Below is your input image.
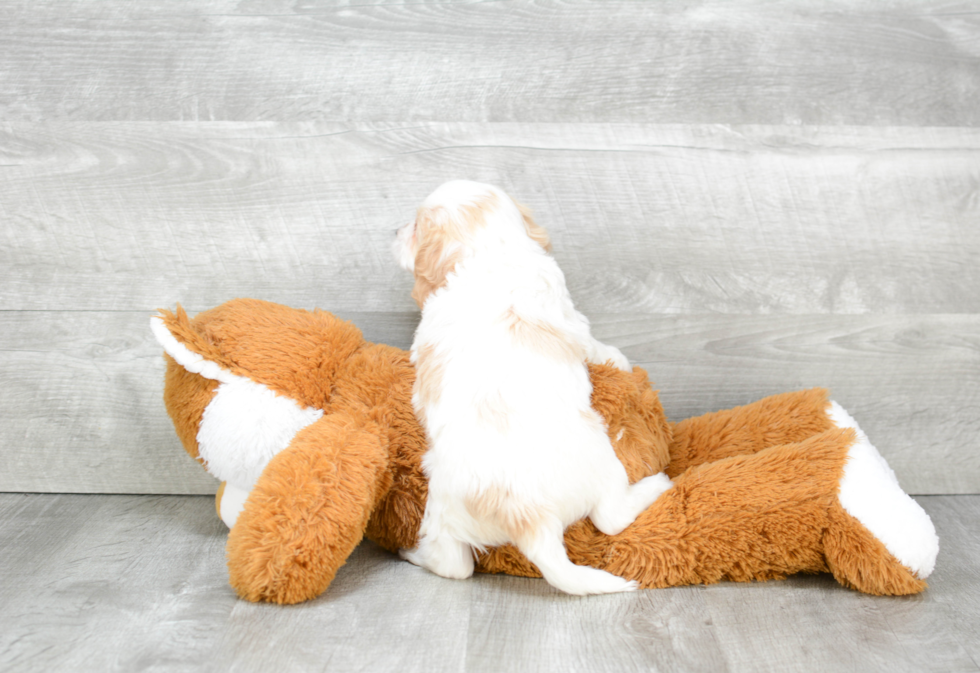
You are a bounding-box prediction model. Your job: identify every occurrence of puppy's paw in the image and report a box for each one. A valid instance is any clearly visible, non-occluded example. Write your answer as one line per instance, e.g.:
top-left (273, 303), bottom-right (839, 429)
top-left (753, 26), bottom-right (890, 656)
top-left (399, 540), bottom-right (475, 580)
top-left (635, 472), bottom-right (673, 507)
top-left (609, 352), bottom-right (631, 372)
top-left (398, 547), bottom-right (422, 567)
top-left (592, 343), bottom-right (631, 372)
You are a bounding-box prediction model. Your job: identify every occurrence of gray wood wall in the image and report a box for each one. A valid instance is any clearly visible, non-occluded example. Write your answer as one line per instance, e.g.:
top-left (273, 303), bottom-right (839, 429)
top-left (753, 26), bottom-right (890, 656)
top-left (1, 1), bottom-right (977, 495)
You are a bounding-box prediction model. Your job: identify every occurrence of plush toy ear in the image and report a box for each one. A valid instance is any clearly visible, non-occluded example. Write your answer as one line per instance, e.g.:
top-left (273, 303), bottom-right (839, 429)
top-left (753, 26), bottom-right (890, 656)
top-left (226, 412), bottom-right (393, 604)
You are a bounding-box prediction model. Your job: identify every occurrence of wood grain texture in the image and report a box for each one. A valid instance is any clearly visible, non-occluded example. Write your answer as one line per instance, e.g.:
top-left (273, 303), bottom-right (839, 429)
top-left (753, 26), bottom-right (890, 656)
top-left (1, 310), bottom-right (976, 495)
top-left (0, 493), bottom-right (474, 673)
top-left (0, 494), bottom-right (977, 673)
top-left (923, 496), bottom-right (980, 667)
top-left (1, 1), bottom-right (978, 124)
top-left (702, 575), bottom-right (977, 673)
top-left (700, 495), bottom-right (980, 673)
top-left (2, 123), bottom-right (978, 315)
top-left (465, 577), bottom-right (727, 673)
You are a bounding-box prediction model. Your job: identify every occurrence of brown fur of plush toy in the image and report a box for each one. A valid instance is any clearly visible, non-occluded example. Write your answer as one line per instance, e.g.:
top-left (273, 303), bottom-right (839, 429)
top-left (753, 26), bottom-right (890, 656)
top-left (155, 299), bottom-right (931, 604)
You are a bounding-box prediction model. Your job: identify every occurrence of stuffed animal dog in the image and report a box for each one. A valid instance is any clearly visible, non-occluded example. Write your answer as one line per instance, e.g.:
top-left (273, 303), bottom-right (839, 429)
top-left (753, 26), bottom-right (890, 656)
top-left (153, 299), bottom-right (938, 604)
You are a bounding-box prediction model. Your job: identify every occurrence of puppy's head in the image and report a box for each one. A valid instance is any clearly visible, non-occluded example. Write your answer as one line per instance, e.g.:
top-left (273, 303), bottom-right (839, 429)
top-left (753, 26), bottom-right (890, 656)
top-left (394, 180), bottom-right (551, 308)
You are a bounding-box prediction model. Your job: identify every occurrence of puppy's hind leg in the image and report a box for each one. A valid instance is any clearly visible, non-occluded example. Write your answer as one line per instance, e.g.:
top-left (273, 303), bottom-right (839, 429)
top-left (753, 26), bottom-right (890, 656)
top-left (399, 525), bottom-right (475, 581)
top-left (515, 518), bottom-right (638, 596)
top-left (590, 472), bottom-right (673, 536)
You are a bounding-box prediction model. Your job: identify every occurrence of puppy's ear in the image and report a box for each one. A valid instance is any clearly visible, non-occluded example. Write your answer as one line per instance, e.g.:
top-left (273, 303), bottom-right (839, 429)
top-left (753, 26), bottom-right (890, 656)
top-left (516, 203), bottom-right (551, 251)
top-left (411, 206), bottom-right (462, 308)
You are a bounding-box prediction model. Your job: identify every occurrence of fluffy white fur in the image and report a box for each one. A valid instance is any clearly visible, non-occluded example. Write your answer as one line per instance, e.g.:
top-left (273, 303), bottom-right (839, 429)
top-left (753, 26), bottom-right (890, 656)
top-left (829, 401), bottom-right (939, 578)
top-left (218, 482), bottom-right (250, 528)
top-left (196, 376), bottom-right (324, 490)
top-left (395, 180), bottom-right (672, 595)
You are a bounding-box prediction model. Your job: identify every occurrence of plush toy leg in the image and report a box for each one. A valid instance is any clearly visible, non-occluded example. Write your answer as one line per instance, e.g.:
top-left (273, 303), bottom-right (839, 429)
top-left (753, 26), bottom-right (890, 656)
top-left (668, 390), bottom-right (938, 584)
top-left (824, 401), bottom-right (938, 590)
top-left (823, 504), bottom-right (928, 595)
top-left (667, 388), bottom-right (835, 477)
top-left (594, 427), bottom-right (932, 595)
top-left (226, 412), bottom-right (392, 604)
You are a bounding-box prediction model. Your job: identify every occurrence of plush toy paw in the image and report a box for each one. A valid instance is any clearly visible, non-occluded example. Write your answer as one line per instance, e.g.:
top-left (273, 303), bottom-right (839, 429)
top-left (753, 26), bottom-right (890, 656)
top-left (829, 401), bottom-right (939, 579)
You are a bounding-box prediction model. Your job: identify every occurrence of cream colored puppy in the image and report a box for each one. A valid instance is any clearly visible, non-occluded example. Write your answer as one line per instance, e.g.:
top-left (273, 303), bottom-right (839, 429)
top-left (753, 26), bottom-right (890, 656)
top-left (394, 180), bottom-right (672, 595)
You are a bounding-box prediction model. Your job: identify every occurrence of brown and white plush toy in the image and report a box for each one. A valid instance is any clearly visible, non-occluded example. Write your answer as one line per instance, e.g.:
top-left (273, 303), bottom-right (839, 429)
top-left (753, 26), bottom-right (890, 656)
top-left (152, 298), bottom-right (938, 604)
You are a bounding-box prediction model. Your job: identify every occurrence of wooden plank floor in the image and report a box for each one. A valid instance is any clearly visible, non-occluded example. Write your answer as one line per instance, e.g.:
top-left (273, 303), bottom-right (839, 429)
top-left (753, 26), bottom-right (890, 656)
top-left (1, 493), bottom-right (977, 673)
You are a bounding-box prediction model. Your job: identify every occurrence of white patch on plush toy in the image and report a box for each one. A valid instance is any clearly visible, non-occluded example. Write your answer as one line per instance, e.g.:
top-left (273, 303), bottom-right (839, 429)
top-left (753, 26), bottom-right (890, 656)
top-left (198, 377), bottom-right (323, 489)
top-left (830, 401), bottom-right (939, 579)
top-left (218, 482), bottom-right (250, 528)
top-left (151, 315), bottom-right (324, 490)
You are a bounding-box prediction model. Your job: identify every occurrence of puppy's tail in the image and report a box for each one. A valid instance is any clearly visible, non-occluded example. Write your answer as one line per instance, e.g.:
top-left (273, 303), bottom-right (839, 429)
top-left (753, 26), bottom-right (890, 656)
top-left (514, 519), bottom-right (638, 596)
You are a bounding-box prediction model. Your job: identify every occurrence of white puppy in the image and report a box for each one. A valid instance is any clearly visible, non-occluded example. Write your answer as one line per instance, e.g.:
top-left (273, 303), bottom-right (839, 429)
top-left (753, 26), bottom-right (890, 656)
top-left (394, 180), bottom-right (672, 595)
